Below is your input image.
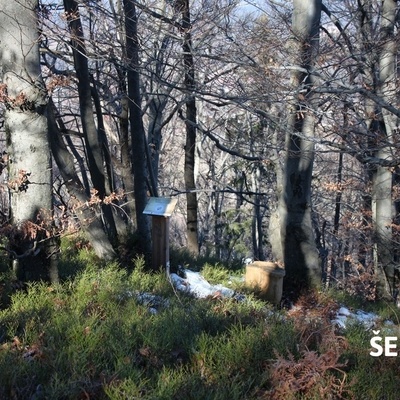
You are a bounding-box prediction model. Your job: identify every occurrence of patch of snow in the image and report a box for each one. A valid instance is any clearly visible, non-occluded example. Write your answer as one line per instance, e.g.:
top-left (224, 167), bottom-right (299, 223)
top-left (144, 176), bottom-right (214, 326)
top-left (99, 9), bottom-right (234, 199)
top-left (354, 310), bottom-right (380, 329)
top-left (169, 273), bottom-right (188, 292)
top-left (332, 306), bottom-right (353, 329)
top-left (170, 269), bottom-right (235, 299)
top-left (242, 257), bottom-right (254, 266)
top-left (337, 306), bottom-right (351, 316)
top-left (332, 306), bottom-right (390, 330)
top-left (119, 290), bottom-right (169, 310)
top-left (120, 267), bottom-right (398, 334)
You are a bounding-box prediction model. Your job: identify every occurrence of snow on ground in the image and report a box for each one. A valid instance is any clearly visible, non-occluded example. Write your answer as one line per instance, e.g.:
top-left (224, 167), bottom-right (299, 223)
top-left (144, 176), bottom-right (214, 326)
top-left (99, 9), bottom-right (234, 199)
top-left (169, 269), bottom-right (235, 299)
top-left (332, 306), bottom-right (396, 331)
top-left (124, 267), bottom-right (396, 330)
top-left (172, 269), bottom-right (396, 330)
top-left (120, 268), bottom-right (241, 313)
top-left (333, 306), bottom-right (381, 330)
top-left (120, 290), bottom-right (170, 314)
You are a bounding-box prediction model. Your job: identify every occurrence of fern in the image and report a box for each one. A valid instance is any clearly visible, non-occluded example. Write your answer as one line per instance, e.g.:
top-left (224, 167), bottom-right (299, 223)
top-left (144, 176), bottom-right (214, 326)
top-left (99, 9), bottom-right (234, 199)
top-left (267, 349), bottom-right (351, 399)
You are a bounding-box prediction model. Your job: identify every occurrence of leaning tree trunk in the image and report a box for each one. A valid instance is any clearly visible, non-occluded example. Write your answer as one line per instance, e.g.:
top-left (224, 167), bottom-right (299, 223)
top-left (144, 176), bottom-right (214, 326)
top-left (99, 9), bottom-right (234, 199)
top-left (48, 102), bottom-right (117, 261)
top-left (277, 0), bottom-right (322, 296)
top-left (63, 0), bottom-right (118, 244)
top-left (0, 0), bottom-right (58, 282)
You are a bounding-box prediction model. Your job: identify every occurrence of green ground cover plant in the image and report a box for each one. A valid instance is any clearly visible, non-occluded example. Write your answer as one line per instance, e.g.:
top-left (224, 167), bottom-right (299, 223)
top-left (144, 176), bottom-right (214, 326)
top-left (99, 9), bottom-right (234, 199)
top-left (0, 240), bottom-right (400, 399)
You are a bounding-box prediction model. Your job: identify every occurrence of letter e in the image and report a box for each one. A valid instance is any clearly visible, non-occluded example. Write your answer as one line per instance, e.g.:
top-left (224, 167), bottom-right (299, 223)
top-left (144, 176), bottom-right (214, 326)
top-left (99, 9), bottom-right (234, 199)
top-left (385, 337), bottom-right (398, 357)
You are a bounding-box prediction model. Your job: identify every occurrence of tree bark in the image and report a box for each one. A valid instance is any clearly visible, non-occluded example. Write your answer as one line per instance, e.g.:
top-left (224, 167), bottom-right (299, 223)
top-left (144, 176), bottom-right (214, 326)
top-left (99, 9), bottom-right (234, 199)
top-left (179, 0), bottom-right (200, 255)
top-left (114, 62), bottom-right (137, 225)
top-left (372, 0), bottom-right (397, 300)
top-left (278, 0), bottom-right (322, 295)
top-left (48, 101), bottom-right (117, 261)
top-left (63, 0), bottom-right (118, 243)
top-left (251, 166), bottom-right (264, 260)
top-left (148, 95), bottom-right (168, 185)
top-left (0, 0), bottom-right (58, 282)
top-left (123, 0), bottom-right (152, 262)
top-left (329, 144), bottom-right (344, 286)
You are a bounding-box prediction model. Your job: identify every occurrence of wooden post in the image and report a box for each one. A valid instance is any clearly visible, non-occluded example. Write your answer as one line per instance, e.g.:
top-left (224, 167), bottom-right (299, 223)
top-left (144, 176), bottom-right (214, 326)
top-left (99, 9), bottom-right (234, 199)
top-left (152, 216), bottom-right (169, 270)
top-left (143, 197), bottom-right (177, 270)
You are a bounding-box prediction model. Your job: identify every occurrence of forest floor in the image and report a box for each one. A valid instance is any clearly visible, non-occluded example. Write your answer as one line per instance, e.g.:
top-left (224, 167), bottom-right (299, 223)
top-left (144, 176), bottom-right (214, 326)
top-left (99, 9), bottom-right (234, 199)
top-left (1, 239), bottom-right (400, 399)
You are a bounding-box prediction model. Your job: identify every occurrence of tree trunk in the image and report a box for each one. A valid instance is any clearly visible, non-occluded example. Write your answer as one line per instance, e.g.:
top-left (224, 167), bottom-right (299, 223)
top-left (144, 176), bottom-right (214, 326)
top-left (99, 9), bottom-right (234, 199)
top-left (328, 145), bottom-right (344, 287)
top-left (373, 0), bottom-right (397, 300)
top-left (180, 0), bottom-right (199, 255)
top-left (279, 0), bottom-right (322, 295)
top-left (372, 150), bottom-right (393, 299)
top-left (123, 0), bottom-right (152, 262)
top-left (48, 102), bottom-right (117, 261)
top-left (148, 95), bottom-right (167, 184)
top-left (356, 0), bottom-right (379, 277)
top-left (0, 0), bottom-right (58, 282)
top-left (63, 0), bottom-right (118, 243)
top-left (57, 117), bottom-right (91, 197)
top-left (251, 166), bottom-right (264, 260)
top-left (115, 64), bottom-right (137, 225)
top-left (91, 81), bottom-right (129, 238)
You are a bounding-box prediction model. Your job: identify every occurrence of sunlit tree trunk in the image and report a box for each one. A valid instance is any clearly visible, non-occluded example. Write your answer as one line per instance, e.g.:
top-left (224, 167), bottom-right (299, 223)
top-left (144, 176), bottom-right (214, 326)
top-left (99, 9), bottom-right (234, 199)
top-left (355, 0), bottom-right (397, 300)
top-left (277, 0), bottom-right (322, 295)
top-left (177, 0), bottom-right (199, 255)
top-left (373, 0), bottom-right (397, 300)
top-left (0, 0), bottom-right (58, 282)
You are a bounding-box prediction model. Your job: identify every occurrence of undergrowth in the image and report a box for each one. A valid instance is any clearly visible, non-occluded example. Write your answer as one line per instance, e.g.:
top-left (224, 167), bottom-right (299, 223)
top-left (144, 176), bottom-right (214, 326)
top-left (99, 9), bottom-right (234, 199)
top-left (0, 240), bottom-right (400, 399)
